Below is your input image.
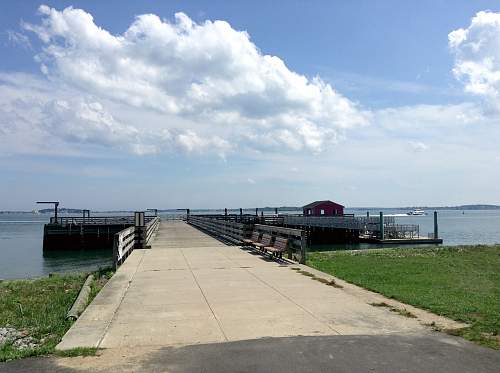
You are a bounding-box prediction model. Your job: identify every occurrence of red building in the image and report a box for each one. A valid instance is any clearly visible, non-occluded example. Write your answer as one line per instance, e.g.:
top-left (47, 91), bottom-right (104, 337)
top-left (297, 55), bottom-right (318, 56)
top-left (303, 200), bottom-right (344, 216)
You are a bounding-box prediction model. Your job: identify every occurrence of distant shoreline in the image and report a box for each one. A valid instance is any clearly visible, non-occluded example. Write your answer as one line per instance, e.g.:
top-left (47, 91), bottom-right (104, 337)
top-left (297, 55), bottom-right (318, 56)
top-left (1, 204), bottom-right (500, 214)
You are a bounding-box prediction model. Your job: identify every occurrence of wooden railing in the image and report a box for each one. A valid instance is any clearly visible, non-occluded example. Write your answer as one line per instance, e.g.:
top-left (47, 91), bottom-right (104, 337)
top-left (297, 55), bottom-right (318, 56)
top-left (145, 216), bottom-right (161, 244)
top-left (253, 224), bottom-right (307, 264)
top-left (187, 216), bottom-right (253, 244)
top-left (113, 216), bottom-right (161, 269)
top-left (161, 214), bottom-right (186, 221)
top-left (187, 216), bottom-right (308, 264)
top-left (113, 226), bottom-right (135, 269)
top-left (190, 214), bottom-right (284, 225)
top-left (49, 215), bottom-right (156, 226)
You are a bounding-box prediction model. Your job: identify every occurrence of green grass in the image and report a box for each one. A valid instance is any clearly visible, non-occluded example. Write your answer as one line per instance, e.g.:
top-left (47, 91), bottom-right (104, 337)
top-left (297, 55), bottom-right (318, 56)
top-left (307, 245), bottom-right (500, 349)
top-left (54, 347), bottom-right (99, 357)
top-left (0, 268), bottom-right (113, 362)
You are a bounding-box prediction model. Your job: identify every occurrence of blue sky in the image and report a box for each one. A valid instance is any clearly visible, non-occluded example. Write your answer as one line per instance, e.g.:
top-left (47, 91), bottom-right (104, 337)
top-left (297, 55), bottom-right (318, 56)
top-left (1, 1), bottom-right (500, 210)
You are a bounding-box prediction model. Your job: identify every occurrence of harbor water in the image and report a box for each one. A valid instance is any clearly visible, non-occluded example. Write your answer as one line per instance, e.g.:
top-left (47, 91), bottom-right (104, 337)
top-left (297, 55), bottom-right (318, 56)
top-left (1, 209), bottom-right (499, 280)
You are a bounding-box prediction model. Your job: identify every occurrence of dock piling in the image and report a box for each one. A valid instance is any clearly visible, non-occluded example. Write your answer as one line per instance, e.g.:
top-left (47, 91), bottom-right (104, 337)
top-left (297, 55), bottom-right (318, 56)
top-left (434, 211), bottom-right (439, 239)
top-left (379, 211), bottom-right (384, 240)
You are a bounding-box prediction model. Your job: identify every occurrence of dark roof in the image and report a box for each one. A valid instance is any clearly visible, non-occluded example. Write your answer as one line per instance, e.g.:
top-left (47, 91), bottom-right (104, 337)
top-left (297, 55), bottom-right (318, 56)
top-left (303, 200), bottom-right (344, 209)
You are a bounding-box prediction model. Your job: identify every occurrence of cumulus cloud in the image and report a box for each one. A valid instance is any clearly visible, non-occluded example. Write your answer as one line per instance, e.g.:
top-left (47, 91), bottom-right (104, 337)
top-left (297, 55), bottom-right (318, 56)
top-left (5, 30), bottom-right (32, 50)
top-left (19, 5), bottom-right (368, 155)
top-left (449, 11), bottom-right (500, 108)
top-left (409, 141), bottom-right (428, 153)
top-left (0, 73), bottom-right (232, 156)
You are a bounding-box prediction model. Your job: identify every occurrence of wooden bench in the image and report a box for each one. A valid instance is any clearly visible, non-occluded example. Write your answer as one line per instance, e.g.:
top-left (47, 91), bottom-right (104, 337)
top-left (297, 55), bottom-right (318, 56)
top-left (253, 233), bottom-right (272, 252)
top-left (264, 237), bottom-right (288, 259)
top-left (242, 231), bottom-right (261, 246)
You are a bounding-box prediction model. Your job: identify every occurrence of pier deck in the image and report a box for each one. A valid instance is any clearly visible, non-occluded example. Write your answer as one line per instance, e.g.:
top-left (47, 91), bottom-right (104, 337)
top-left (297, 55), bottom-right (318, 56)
top-left (57, 221), bottom-right (460, 350)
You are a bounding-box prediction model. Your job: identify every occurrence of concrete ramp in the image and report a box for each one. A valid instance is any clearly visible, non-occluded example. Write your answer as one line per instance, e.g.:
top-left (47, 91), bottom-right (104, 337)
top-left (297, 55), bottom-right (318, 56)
top-left (57, 221), bottom-right (440, 350)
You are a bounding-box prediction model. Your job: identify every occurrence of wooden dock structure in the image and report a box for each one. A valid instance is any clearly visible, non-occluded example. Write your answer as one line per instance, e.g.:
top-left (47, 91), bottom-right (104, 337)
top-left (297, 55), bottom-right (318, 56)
top-left (41, 208), bottom-right (442, 259)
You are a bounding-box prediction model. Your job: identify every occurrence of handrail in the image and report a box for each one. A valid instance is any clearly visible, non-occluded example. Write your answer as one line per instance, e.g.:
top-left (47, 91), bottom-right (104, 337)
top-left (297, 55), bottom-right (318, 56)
top-left (112, 216), bottom-right (161, 268)
top-left (187, 216), bottom-right (252, 244)
top-left (113, 226), bottom-right (136, 269)
top-left (50, 215), bottom-right (156, 226)
top-left (145, 216), bottom-right (161, 244)
top-left (188, 216), bottom-right (307, 264)
top-left (254, 224), bottom-right (307, 264)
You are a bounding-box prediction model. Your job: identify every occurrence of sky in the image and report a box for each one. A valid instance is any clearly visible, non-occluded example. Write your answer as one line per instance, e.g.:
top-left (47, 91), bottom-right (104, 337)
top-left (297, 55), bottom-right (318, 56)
top-left (1, 1), bottom-right (500, 210)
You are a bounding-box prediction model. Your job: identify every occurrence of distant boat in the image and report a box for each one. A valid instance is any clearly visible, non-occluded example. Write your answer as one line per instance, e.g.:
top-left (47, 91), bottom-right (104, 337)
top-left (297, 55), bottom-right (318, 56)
top-left (31, 209), bottom-right (40, 215)
top-left (407, 208), bottom-right (426, 216)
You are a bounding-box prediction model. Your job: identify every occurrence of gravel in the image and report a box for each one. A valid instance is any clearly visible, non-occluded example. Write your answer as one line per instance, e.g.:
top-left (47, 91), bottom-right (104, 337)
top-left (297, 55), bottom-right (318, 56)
top-left (0, 327), bottom-right (39, 350)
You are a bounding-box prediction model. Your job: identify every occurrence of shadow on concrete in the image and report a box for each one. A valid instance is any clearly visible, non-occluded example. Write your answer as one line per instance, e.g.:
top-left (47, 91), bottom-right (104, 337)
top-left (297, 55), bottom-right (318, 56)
top-left (2, 334), bottom-right (499, 372)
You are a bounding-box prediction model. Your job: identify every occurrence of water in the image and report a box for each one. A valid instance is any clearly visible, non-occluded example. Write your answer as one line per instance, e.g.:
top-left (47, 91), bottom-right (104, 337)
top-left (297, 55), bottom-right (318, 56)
top-left (1, 209), bottom-right (499, 280)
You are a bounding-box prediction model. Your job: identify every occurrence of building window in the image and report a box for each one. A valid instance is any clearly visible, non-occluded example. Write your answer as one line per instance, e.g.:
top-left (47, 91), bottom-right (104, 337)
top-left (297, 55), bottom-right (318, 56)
top-left (320, 209), bottom-right (325, 215)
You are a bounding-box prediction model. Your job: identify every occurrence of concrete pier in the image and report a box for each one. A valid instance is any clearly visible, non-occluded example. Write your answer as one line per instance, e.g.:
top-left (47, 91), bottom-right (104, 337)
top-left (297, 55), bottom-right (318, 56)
top-left (57, 220), bottom-right (462, 350)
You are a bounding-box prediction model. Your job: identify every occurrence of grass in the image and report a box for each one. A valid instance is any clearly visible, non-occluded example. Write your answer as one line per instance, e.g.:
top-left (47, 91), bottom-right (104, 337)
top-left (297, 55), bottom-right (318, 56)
top-left (54, 347), bottom-right (99, 358)
top-left (307, 245), bottom-right (500, 349)
top-left (291, 268), bottom-right (344, 288)
top-left (369, 302), bottom-right (417, 318)
top-left (0, 268), bottom-right (113, 362)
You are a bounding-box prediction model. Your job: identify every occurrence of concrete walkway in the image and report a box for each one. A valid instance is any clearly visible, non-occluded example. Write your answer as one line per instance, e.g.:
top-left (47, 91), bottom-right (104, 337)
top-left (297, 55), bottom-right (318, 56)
top-left (58, 221), bottom-right (459, 350)
top-left (1, 220), bottom-right (496, 372)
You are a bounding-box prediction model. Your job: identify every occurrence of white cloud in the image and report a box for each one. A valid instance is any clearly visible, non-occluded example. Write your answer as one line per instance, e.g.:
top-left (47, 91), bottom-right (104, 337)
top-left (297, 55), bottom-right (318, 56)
top-left (449, 11), bottom-right (500, 107)
top-left (18, 5), bottom-right (368, 155)
top-left (0, 73), bottom-right (234, 157)
top-left (409, 141), bottom-right (428, 153)
top-left (5, 30), bottom-right (32, 50)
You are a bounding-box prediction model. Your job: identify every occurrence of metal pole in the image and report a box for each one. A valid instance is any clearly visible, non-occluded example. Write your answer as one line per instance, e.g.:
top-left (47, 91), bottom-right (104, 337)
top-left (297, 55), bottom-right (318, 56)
top-left (255, 208), bottom-right (258, 216)
top-left (379, 211), bottom-right (384, 240)
top-left (275, 207), bottom-right (278, 215)
top-left (37, 201), bottom-right (60, 224)
top-left (434, 211), bottom-right (438, 239)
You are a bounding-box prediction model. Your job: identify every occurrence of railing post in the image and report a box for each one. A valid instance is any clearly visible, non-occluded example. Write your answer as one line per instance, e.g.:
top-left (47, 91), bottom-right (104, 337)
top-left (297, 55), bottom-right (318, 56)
top-left (379, 211), bottom-right (384, 240)
top-left (134, 211), bottom-right (145, 249)
top-left (300, 230), bottom-right (307, 264)
top-left (112, 233), bottom-right (119, 270)
top-left (434, 211), bottom-right (438, 239)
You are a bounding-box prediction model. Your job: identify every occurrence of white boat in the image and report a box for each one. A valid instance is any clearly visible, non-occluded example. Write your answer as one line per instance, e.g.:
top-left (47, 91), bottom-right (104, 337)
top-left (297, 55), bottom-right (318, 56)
top-left (407, 208), bottom-right (426, 216)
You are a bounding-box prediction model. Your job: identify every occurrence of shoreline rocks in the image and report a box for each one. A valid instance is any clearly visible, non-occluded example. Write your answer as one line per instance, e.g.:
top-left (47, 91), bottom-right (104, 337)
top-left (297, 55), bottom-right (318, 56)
top-left (0, 327), bottom-right (39, 350)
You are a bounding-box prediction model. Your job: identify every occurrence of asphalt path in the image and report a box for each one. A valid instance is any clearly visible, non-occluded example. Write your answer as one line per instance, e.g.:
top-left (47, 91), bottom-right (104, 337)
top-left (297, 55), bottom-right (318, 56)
top-left (2, 334), bottom-right (499, 372)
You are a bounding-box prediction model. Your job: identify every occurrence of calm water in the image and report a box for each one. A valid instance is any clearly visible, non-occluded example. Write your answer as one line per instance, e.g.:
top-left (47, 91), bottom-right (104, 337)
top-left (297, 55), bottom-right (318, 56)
top-left (1, 209), bottom-right (499, 280)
